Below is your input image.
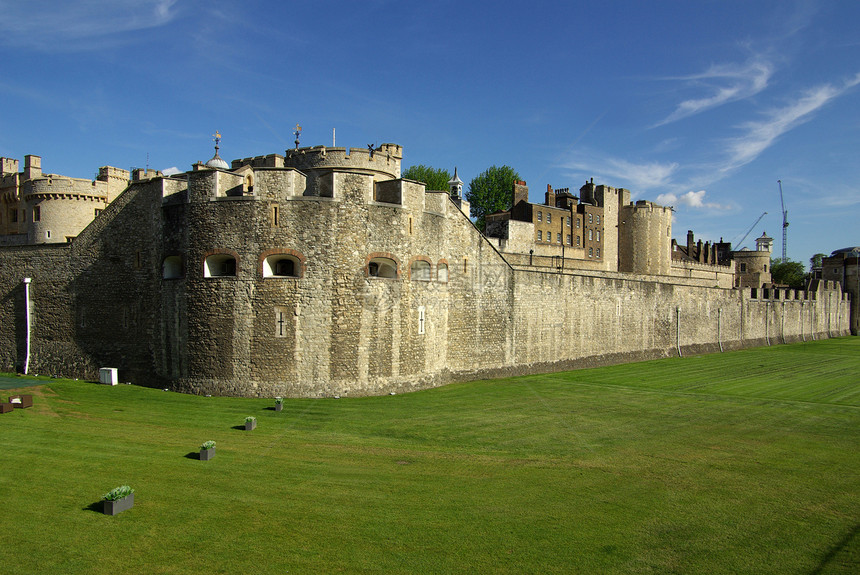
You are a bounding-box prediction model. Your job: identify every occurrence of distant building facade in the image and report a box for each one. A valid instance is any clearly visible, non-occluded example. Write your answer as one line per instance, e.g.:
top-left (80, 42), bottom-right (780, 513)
top-left (822, 247), bottom-right (860, 334)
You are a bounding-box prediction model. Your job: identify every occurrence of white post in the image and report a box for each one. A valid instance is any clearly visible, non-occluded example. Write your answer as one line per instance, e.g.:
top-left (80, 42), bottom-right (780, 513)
top-left (676, 307), bottom-right (682, 357)
top-left (782, 301), bottom-right (786, 344)
top-left (718, 308), bottom-right (723, 352)
top-left (23, 277), bottom-right (31, 375)
top-left (765, 302), bottom-right (770, 346)
top-left (801, 301), bottom-right (805, 342)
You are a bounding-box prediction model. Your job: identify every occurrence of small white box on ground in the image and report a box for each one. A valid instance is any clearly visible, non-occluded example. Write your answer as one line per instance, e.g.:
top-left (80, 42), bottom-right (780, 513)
top-left (99, 368), bottom-right (119, 385)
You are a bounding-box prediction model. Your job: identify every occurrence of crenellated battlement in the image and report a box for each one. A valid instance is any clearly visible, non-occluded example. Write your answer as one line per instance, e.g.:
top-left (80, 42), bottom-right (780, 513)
top-left (98, 166), bottom-right (130, 182)
top-left (23, 175), bottom-right (111, 199)
top-left (231, 154), bottom-right (286, 170)
top-left (283, 143), bottom-right (402, 179)
top-left (1, 158), bottom-right (19, 175)
top-left (624, 199), bottom-right (673, 215)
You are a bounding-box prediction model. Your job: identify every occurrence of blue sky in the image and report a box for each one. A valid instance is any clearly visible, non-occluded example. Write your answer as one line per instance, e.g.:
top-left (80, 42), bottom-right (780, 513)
top-left (1, 0), bottom-right (857, 266)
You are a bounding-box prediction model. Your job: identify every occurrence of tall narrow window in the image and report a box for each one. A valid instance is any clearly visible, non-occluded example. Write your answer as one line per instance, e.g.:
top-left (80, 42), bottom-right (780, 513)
top-left (547, 213), bottom-right (551, 224)
top-left (33, 206), bottom-right (40, 222)
top-left (418, 306), bottom-right (425, 335)
top-left (537, 211), bottom-right (542, 221)
top-left (272, 205), bottom-right (279, 227)
top-left (589, 229), bottom-right (593, 241)
top-left (275, 307), bottom-right (289, 338)
top-left (537, 230), bottom-right (542, 241)
top-left (557, 233), bottom-right (561, 243)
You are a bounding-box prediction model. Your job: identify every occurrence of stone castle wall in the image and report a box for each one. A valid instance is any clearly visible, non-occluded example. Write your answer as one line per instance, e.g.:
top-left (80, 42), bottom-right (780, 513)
top-left (0, 151), bottom-right (851, 397)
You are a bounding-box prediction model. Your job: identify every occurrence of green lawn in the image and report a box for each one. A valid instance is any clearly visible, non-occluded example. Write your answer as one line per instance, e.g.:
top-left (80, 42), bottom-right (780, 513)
top-left (1, 338), bottom-right (858, 574)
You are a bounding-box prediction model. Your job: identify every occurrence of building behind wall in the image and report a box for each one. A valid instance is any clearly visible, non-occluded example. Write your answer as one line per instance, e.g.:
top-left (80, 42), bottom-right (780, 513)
top-left (823, 247), bottom-right (860, 334)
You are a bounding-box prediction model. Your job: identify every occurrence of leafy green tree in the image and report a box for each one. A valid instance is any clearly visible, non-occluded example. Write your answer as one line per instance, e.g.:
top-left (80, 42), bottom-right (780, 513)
top-left (771, 258), bottom-right (806, 289)
top-left (809, 253), bottom-right (826, 271)
top-left (402, 165), bottom-right (451, 192)
top-left (465, 165), bottom-right (520, 231)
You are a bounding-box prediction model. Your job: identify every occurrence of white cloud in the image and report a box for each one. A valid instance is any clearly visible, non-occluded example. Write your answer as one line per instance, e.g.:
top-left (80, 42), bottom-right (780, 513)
top-left (162, 166), bottom-right (182, 176)
top-left (563, 154), bottom-right (678, 194)
top-left (656, 59), bottom-right (773, 126)
top-left (656, 190), bottom-right (732, 211)
top-left (0, 1), bottom-right (180, 50)
top-left (721, 73), bottom-right (860, 173)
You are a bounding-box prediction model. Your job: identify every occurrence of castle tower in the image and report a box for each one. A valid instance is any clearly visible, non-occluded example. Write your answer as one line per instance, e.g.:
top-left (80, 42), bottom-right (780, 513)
top-left (618, 200), bottom-right (673, 275)
top-left (732, 231), bottom-right (773, 288)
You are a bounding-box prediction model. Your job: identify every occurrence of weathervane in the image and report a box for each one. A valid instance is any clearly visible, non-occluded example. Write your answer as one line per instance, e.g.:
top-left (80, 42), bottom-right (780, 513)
top-left (294, 124), bottom-right (302, 150)
top-left (212, 131), bottom-right (222, 154)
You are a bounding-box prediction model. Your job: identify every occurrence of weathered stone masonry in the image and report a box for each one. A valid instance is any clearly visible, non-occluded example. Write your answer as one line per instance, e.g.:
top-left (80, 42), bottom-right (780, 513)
top-left (0, 143), bottom-right (850, 396)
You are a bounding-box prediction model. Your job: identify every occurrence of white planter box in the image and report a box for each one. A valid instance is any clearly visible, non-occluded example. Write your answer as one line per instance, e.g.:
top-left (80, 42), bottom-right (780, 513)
top-left (99, 368), bottom-right (118, 385)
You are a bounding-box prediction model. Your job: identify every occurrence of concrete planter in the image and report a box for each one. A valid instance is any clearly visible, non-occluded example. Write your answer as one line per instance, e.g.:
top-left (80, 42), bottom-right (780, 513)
top-left (275, 404), bottom-right (283, 412)
top-left (245, 420), bottom-right (256, 431)
top-left (103, 493), bottom-right (134, 516)
top-left (200, 447), bottom-right (215, 461)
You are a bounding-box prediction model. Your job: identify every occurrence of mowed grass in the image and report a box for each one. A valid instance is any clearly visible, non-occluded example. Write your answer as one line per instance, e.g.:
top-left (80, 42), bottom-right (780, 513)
top-left (1, 339), bottom-right (858, 574)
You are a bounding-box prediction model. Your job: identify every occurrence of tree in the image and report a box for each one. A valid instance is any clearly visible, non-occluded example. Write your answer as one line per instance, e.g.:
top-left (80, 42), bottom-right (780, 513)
top-left (401, 165), bottom-right (451, 192)
top-left (771, 258), bottom-right (806, 289)
top-left (809, 253), bottom-right (826, 272)
top-left (465, 165), bottom-right (520, 231)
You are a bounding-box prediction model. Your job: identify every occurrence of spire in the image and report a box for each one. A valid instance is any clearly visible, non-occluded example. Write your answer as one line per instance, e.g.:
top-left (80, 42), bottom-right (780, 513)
top-left (448, 167), bottom-right (463, 199)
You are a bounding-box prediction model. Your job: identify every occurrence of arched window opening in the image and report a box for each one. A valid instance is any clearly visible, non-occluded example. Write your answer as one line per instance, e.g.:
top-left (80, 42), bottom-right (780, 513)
top-left (163, 255), bottom-right (183, 279)
top-left (368, 257), bottom-right (397, 278)
top-left (205, 254), bottom-right (237, 277)
top-left (411, 260), bottom-right (431, 281)
top-left (263, 255), bottom-right (300, 278)
top-left (437, 262), bottom-right (449, 283)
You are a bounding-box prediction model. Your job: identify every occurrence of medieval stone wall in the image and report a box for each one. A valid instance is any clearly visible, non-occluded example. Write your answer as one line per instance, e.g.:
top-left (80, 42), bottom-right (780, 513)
top-left (0, 152), bottom-right (851, 397)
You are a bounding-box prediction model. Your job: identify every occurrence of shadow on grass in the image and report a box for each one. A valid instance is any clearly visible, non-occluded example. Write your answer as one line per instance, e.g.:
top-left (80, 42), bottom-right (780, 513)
top-left (263, 406), bottom-right (277, 411)
top-left (810, 523), bottom-right (860, 574)
top-left (184, 452), bottom-right (200, 460)
top-left (83, 501), bottom-right (104, 514)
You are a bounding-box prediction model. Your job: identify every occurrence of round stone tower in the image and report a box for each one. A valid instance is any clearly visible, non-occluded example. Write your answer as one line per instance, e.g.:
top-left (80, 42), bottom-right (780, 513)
top-left (618, 200), bottom-right (673, 275)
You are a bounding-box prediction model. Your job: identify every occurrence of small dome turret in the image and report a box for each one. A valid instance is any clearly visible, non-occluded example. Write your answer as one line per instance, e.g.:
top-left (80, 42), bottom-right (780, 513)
top-left (205, 131), bottom-right (230, 170)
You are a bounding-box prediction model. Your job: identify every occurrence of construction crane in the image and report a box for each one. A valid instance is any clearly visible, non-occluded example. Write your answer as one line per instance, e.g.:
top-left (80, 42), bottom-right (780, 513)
top-left (778, 179), bottom-right (788, 261)
top-left (733, 211), bottom-right (768, 249)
